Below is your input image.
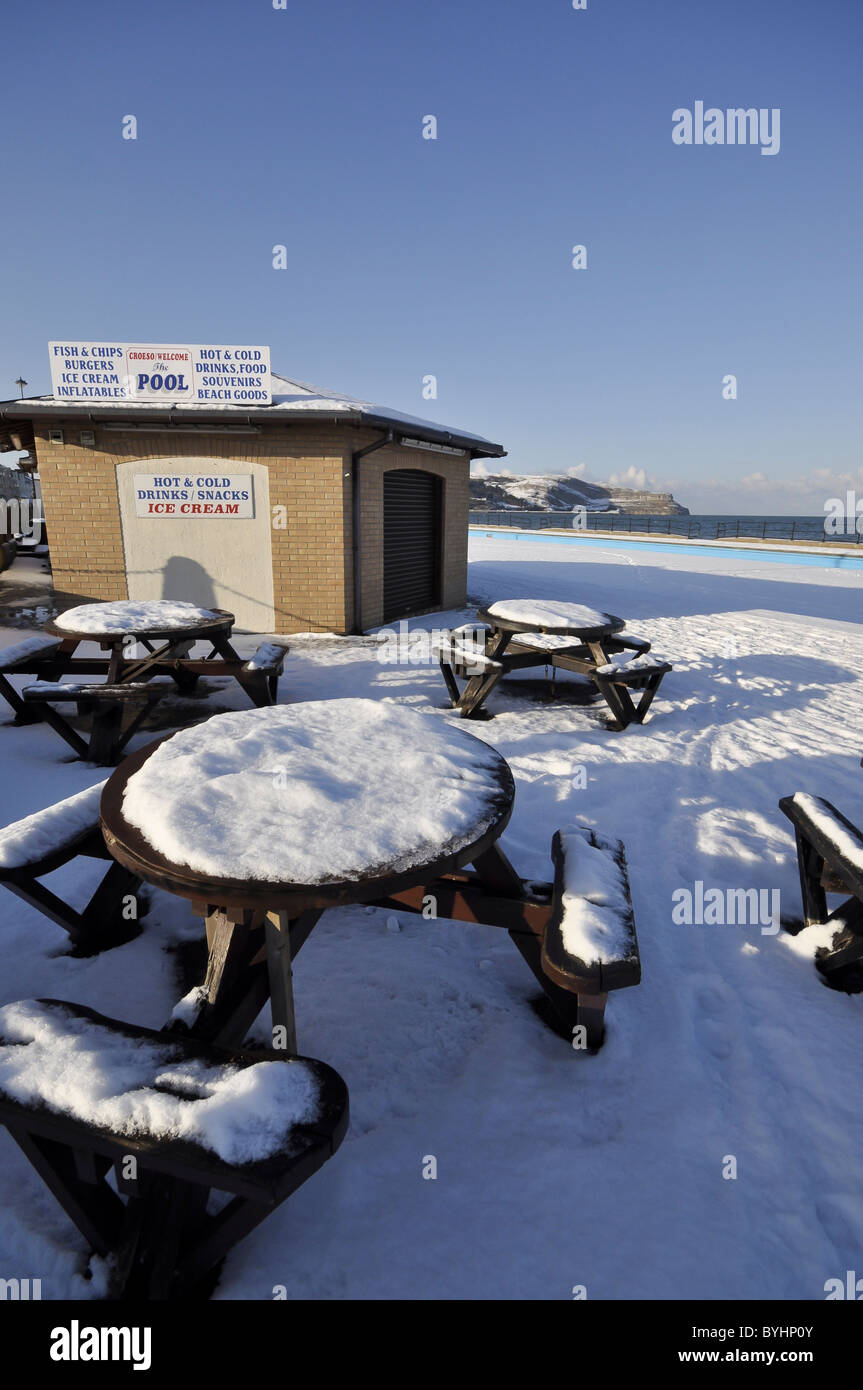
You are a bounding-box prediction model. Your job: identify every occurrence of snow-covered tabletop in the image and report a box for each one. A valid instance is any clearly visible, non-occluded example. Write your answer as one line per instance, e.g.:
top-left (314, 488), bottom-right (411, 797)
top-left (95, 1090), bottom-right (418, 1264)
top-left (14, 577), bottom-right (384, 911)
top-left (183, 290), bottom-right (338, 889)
top-left (52, 600), bottom-right (227, 639)
top-left (482, 599), bottom-right (622, 636)
top-left (106, 698), bottom-right (512, 893)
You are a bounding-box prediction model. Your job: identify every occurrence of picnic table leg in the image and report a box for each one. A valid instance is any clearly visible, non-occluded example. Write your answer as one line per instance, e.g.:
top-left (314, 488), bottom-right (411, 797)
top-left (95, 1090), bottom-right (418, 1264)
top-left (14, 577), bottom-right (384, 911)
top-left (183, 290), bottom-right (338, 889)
top-left (795, 828), bottom-right (828, 928)
top-left (507, 927), bottom-right (584, 1037)
top-left (181, 908), bottom-right (268, 1046)
top-left (77, 860), bottom-right (143, 949)
top-left (265, 909), bottom-right (298, 1053)
top-left (458, 667), bottom-right (505, 718)
top-left (32, 702), bottom-right (90, 758)
top-left (815, 899), bottom-right (863, 976)
top-left (575, 992), bottom-right (608, 1050)
top-left (37, 637), bottom-right (82, 685)
top-left (117, 638), bottom-right (200, 691)
top-left (105, 641), bottom-right (125, 684)
top-left (5, 1124), bottom-right (124, 1257)
top-left (0, 673), bottom-right (41, 723)
top-left (457, 628), bottom-right (512, 719)
top-left (472, 841), bottom-right (525, 895)
top-left (438, 656), bottom-right (462, 707)
top-left (471, 842), bottom-right (593, 1039)
top-left (206, 631), bottom-right (272, 708)
top-left (261, 909), bottom-right (321, 1051)
top-left (587, 641), bottom-right (638, 729)
top-left (83, 698), bottom-right (125, 766)
top-left (111, 1174), bottom-right (210, 1300)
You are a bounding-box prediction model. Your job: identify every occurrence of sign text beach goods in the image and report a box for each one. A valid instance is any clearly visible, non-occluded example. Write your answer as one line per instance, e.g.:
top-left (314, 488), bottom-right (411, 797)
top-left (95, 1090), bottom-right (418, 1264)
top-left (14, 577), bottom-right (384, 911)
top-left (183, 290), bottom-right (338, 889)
top-left (133, 473), bottom-right (255, 517)
top-left (49, 343), bottom-right (272, 404)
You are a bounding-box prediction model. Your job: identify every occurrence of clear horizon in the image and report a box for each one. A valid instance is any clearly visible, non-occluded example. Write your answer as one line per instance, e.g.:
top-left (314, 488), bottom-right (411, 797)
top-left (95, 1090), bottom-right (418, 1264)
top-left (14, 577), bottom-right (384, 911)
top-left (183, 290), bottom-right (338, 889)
top-left (1, 0), bottom-right (860, 515)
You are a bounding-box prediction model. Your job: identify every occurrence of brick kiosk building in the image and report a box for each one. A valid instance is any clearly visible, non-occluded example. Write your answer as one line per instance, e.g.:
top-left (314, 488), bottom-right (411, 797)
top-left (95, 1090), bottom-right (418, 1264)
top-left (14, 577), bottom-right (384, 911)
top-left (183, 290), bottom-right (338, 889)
top-left (0, 374), bottom-right (505, 633)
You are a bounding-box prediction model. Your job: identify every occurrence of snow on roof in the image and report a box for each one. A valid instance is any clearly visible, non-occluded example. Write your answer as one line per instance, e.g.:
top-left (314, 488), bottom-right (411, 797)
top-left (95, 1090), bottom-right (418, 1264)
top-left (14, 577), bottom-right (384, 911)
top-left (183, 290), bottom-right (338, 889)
top-left (0, 372), bottom-right (505, 456)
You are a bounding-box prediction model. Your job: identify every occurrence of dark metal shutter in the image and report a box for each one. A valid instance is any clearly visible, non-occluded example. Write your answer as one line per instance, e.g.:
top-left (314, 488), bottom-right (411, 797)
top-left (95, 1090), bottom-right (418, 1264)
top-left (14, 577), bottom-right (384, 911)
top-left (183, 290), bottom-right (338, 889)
top-left (383, 469), bottom-right (442, 621)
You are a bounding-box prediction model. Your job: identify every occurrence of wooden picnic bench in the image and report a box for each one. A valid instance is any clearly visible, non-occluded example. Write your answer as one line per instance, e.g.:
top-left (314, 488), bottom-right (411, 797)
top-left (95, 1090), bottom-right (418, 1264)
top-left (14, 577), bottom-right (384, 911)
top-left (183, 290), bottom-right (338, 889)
top-left (539, 827), bottom-right (641, 1041)
top-left (0, 633), bottom-right (65, 721)
top-left (0, 999), bottom-right (348, 1300)
top-left (0, 782), bottom-right (141, 951)
top-left (43, 602), bottom-right (290, 708)
top-left (99, 700), bottom-right (642, 1053)
top-left (1, 603), bottom-right (290, 764)
top-left (21, 680), bottom-right (171, 766)
top-left (437, 601), bottom-right (671, 727)
top-left (779, 792), bottom-right (863, 981)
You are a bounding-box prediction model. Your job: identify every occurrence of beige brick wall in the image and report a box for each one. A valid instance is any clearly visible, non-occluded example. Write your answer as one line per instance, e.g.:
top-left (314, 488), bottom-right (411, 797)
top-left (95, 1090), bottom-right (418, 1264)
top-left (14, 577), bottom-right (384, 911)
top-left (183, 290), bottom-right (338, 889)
top-left (32, 420), bottom-right (471, 634)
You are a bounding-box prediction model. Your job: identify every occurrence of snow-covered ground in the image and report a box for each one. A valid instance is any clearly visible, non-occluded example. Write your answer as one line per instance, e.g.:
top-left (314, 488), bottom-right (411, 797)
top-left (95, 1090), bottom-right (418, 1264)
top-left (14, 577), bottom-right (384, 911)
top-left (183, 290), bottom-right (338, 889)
top-left (0, 536), bottom-right (862, 1300)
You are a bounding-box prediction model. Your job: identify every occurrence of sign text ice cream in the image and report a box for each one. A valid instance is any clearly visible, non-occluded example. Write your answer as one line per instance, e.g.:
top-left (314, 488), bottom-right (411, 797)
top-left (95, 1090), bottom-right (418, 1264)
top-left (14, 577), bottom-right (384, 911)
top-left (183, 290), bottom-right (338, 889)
top-left (49, 343), bottom-right (271, 404)
top-left (133, 473), bottom-right (255, 518)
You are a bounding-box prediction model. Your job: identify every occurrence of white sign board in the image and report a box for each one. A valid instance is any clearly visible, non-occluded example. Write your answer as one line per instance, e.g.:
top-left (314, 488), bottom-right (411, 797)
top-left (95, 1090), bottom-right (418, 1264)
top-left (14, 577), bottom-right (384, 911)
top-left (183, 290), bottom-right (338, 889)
top-left (49, 342), bottom-right (272, 405)
top-left (133, 472), bottom-right (255, 518)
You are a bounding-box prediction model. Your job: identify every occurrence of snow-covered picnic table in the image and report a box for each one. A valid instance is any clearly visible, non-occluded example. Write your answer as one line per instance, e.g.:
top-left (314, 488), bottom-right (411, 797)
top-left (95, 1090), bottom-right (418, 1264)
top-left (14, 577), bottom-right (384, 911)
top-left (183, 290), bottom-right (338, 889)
top-left (438, 600), bottom-right (671, 728)
top-left (1, 601), bottom-right (289, 765)
top-left (45, 600), bottom-right (290, 702)
top-left (98, 698), bottom-right (626, 1052)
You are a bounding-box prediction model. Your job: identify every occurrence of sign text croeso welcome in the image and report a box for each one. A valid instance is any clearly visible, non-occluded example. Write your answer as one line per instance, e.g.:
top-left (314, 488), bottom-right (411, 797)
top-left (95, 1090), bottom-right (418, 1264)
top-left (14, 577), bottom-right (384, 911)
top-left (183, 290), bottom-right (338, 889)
top-left (133, 473), bottom-right (255, 517)
top-left (48, 342), bottom-right (272, 404)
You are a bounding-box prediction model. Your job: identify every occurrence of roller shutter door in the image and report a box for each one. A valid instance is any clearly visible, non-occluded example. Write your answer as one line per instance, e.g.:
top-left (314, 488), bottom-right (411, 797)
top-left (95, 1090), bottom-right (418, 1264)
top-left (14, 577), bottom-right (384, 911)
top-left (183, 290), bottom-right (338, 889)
top-left (383, 469), bottom-right (442, 621)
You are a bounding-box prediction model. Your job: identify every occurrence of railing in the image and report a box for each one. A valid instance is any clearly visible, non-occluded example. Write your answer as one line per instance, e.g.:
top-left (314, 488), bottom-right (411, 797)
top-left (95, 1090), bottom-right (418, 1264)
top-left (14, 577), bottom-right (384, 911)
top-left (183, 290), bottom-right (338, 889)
top-left (468, 511), bottom-right (862, 545)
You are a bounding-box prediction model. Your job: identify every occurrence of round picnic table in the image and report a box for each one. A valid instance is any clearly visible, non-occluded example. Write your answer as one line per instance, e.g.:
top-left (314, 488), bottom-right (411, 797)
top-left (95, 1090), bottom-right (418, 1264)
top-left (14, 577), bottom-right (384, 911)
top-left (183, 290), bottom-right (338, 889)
top-left (100, 698), bottom-right (517, 1049)
top-left (46, 600), bottom-right (237, 686)
top-left (26, 600), bottom-right (286, 765)
top-left (461, 600), bottom-right (668, 729)
top-left (478, 599), bottom-right (625, 644)
top-left (440, 600), bottom-right (626, 720)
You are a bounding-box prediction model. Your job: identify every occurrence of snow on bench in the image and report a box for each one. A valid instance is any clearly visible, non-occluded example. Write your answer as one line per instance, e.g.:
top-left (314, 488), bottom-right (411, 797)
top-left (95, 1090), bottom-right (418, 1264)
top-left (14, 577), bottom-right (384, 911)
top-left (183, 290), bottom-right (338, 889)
top-left (0, 998), bottom-right (350, 1298)
top-left (594, 653), bottom-right (671, 679)
top-left (0, 782), bottom-right (139, 950)
top-left (508, 632), bottom-right (585, 652)
top-left (0, 998), bottom-right (323, 1164)
top-left (0, 634), bottom-right (63, 672)
top-left (542, 824), bottom-right (641, 997)
top-left (606, 633), bottom-right (651, 655)
top-left (433, 636), bottom-right (502, 673)
top-left (242, 642), bottom-right (290, 673)
top-left (779, 791), bottom-right (863, 945)
top-left (21, 681), bottom-right (164, 702)
top-left (782, 794), bottom-right (863, 882)
top-left (0, 782), bottom-right (106, 871)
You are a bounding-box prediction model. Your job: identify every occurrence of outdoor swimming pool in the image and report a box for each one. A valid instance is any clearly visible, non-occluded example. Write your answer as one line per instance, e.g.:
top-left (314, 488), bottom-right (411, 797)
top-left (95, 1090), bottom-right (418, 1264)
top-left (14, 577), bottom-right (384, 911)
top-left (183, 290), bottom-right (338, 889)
top-left (469, 526), bottom-right (863, 571)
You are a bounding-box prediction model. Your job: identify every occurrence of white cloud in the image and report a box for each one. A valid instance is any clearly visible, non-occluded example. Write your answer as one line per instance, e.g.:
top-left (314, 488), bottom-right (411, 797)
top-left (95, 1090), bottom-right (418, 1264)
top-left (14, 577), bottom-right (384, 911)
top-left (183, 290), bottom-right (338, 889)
top-left (607, 465), bottom-right (648, 491)
top-left (663, 465), bottom-right (863, 514)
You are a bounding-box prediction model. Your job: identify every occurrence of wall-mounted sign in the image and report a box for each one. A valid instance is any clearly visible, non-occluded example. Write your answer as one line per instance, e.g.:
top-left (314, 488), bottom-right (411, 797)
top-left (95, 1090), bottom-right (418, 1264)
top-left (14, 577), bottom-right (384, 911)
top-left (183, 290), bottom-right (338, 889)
top-left (49, 342), bottom-right (272, 405)
top-left (133, 472), bottom-right (255, 518)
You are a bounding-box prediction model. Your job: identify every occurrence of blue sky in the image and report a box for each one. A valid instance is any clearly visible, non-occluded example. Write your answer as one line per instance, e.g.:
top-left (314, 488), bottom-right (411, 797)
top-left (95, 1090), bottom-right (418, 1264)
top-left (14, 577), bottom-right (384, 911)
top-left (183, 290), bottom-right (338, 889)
top-left (1, 0), bottom-right (860, 513)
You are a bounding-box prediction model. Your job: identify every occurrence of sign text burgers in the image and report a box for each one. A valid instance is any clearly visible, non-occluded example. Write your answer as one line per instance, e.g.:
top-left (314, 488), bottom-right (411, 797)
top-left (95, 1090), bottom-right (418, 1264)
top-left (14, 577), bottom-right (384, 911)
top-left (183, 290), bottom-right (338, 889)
top-left (133, 473), bottom-right (255, 518)
top-left (49, 342), bottom-right (272, 404)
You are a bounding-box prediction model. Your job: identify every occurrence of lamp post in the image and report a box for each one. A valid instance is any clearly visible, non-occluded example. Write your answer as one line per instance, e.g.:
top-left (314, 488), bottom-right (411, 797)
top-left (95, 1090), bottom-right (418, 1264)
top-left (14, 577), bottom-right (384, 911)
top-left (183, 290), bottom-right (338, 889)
top-left (14, 377), bottom-right (27, 398)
